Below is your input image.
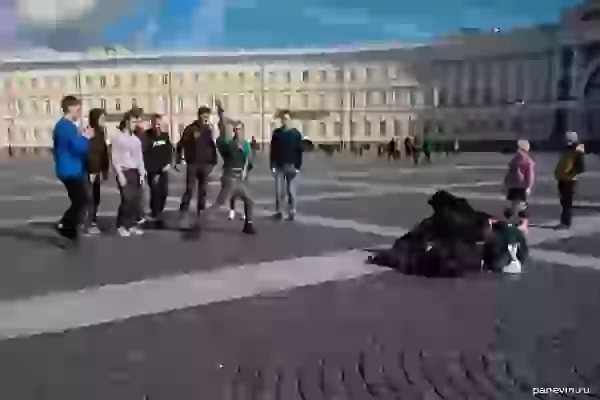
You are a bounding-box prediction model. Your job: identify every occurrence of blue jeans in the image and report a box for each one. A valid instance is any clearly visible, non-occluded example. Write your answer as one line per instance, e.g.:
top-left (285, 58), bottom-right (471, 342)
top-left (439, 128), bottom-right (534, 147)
top-left (274, 165), bottom-right (298, 215)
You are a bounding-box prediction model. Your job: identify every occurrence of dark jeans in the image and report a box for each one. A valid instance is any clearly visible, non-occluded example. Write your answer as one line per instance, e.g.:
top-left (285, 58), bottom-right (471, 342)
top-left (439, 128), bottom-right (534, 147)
top-left (116, 169), bottom-right (143, 229)
top-left (60, 177), bottom-right (88, 238)
top-left (209, 173), bottom-right (254, 221)
top-left (82, 173), bottom-right (102, 229)
top-left (179, 164), bottom-right (213, 215)
top-left (558, 180), bottom-right (576, 227)
top-left (147, 171), bottom-right (169, 218)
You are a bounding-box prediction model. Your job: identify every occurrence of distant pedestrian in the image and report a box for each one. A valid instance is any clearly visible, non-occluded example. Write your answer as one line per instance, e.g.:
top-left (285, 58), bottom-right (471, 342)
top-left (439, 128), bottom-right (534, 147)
top-left (270, 109), bottom-right (304, 221)
top-left (422, 134), bottom-right (432, 163)
top-left (412, 134), bottom-right (423, 165)
top-left (143, 113), bottom-right (173, 225)
top-left (403, 136), bottom-right (412, 159)
top-left (82, 107), bottom-right (109, 236)
top-left (175, 105), bottom-right (218, 222)
top-left (53, 95), bottom-right (94, 243)
top-left (111, 110), bottom-right (146, 237)
top-left (387, 139), bottom-right (397, 161)
top-left (503, 139), bottom-right (535, 235)
top-left (554, 131), bottom-right (585, 229)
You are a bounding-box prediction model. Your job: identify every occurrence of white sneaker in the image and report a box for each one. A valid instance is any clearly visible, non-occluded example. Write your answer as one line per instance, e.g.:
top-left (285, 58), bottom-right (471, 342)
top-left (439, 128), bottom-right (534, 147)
top-left (239, 213), bottom-right (246, 221)
top-left (117, 227), bottom-right (131, 237)
top-left (130, 226), bottom-right (144, 236)
top-left (228, 210), bottom-right (235, 220)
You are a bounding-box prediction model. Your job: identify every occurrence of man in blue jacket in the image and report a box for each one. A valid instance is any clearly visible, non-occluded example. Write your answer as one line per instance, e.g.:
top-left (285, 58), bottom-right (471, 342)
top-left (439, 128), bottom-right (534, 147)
top-left (53, 95), bottom-right (94, 242)
top-left (270, 109), bottom-right (303, 221)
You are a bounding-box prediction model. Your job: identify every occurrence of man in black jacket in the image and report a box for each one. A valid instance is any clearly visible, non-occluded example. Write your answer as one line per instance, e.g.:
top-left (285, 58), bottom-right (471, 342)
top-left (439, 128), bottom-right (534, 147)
top-left (143, 113), bottom-right (173, 224)
top-left (270, 109), bottom-right (303, 221)
top-left (175, 106), bottom-right (218, 219)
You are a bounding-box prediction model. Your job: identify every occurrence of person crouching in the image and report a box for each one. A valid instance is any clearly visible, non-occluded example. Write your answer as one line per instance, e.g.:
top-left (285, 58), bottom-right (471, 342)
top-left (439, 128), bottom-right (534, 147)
top-left (503, 139), bottom-right (535, 235)
top-left (143, 113), bottom-right (173, 226)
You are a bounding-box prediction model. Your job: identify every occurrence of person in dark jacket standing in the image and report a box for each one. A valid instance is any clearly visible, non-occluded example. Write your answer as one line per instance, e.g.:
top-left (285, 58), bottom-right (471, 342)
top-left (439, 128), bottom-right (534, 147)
top-left (270, 109), bottom-right (303, 221)
top-left (143, 113), bottom-right (173, 224)
top-left (82, 108), bottom-right (109, 235)
top-left (175, 105), bottom-right (218, 220)
top-left (554, 131), bottom-right (586, 229)
top-left (53, 95), bottom-right (94, 243)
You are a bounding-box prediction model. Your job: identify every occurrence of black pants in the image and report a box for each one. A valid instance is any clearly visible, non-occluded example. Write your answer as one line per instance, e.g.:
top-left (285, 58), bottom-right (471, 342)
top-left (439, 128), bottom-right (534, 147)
top-left (116, 169), bottom-right (142, 229)
top-left (147, 171), bottom-right (169, 218)
top-left (179, 164), bottom-right (213, 215)
top-left (60, 177), bottom-right (88, 238)
top-left (82, 173), bottom-right (102, 229)
top-left (558, 180), bottom-right (576, 227)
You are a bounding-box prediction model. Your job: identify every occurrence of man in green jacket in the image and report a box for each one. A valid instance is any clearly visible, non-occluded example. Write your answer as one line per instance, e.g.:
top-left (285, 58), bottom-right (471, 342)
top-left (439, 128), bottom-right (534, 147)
top-left (203, 101), bottom-right (256, 234)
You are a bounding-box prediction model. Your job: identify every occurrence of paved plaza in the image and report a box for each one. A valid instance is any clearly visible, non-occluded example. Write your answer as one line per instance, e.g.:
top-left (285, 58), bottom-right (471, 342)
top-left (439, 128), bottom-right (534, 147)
top-left (0, 152), bottom-right (600, 399)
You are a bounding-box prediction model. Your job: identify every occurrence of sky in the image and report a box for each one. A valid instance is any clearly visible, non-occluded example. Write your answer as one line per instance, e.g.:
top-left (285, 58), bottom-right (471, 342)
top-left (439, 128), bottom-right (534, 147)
top-left (10, 0), bottom-right (586, 51)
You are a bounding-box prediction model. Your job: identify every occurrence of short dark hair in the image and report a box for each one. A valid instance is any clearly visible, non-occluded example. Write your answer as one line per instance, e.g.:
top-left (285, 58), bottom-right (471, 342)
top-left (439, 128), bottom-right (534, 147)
top-left (197, 106), bottom-right (211, 117)
top-left (151, 113), bottom-right (162, 121)
top-left (119, 108), bottom-right (143, 131)
top-left (61, 95), bottom-right (80, 113)
top-left (277, 109), bottom-right (291, 119)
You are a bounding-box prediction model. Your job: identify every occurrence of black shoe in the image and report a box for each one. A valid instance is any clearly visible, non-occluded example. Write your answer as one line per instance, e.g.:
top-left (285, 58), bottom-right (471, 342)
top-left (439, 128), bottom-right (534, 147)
top-left (242, 222), bottom-right (256, 235)
top-left (555, 223), bottom-right (570, 230)
top-left (272, 212), bottom-right (283, 221)
top-left (286, 213), bottom-right (296, 222)
top-left (54, 224), bottom-right (78, 243)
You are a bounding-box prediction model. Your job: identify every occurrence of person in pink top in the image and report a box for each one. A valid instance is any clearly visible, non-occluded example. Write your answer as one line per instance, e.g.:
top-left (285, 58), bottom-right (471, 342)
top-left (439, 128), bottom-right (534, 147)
top-left (503, 139), bottom-right (536, 234)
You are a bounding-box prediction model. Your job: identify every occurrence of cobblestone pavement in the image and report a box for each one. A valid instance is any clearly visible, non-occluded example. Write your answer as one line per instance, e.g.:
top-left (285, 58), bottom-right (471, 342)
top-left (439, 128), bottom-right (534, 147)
top-left (0, 152), bottom-right (599, 399)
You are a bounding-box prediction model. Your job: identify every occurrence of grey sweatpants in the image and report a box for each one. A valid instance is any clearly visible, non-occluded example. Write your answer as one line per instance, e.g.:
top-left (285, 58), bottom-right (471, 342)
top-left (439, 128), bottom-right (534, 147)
top-left (207, 172), bottom-right (254, 221)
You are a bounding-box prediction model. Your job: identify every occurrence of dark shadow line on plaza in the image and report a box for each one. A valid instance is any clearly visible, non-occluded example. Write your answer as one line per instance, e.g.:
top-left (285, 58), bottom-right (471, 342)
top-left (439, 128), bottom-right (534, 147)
top-left (0, 227), bottom-right (65, 249)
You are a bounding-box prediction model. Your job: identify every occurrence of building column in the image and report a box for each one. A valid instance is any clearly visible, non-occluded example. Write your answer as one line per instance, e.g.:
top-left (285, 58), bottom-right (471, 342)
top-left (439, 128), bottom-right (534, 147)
top-left (570, 45), bottom-right (583, 99)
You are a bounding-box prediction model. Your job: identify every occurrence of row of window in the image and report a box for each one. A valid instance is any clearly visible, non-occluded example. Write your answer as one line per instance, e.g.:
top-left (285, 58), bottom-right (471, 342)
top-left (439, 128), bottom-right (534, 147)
top-left (9, 88), bottom-right (425, 117)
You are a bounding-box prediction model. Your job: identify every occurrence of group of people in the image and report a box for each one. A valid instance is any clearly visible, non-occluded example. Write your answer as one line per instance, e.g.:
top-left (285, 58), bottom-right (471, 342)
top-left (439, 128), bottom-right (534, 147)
top-left (383, 136), bottom-right (460, 165)
top-left (52, 95), bottom-right (304, 244)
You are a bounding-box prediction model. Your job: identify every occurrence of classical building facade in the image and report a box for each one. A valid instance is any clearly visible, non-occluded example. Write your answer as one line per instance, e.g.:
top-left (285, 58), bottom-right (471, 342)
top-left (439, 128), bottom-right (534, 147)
top-left (1, 1), bottom-right (599, 152)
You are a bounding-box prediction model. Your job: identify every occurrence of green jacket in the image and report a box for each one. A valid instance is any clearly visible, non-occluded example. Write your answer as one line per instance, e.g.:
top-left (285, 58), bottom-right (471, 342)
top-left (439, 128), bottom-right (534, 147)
top-left (216, 135), bottom-right (251, 176)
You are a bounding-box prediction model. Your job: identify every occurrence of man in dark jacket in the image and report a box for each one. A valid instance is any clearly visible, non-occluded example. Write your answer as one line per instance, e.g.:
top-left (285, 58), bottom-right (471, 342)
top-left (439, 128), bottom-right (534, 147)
top-left (82, 108), bottom-right (109, 235)
top-left (270, 109), bottom-right (303, 221)
top-left (554, 131), bottom-right (586, 229)
top-left (175, 105), bottom-right (218, 219)
top-left (143, 113), bottom-right (173, 224)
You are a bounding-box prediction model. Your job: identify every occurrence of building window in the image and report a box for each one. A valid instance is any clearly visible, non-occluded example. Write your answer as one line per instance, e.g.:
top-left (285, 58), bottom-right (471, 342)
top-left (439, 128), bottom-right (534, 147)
top-left (86, 76), bottom-right (93, 86)
top-left (238, 72), bottom-right (245, 82)
top-left (381, 91), bottom-right (388, 105)
top-left (301, 70), bottom-right (309, 82)
top-left (100, 98), bottom-right (107, 109)
top-left (115, 98), bottom-right (121, 111)
top-left (147, 74), bottom-right (154, 86)
top-left (366, 91), bottom-right (375, 106)
top-left (177, 96), bottom-right (184, 113)
top-left (284, 71), bottom-right (292, 83)
top-left (44, 99), bottom-right (51, 114)
top-left (31, 78), bottom-right (38, 89)
top-left (113, 75), bottom-right (121, 88)
top-left (393, 119), bottom-right (402, 136)
top-left (365, 120), bottom-right (372, 137)
top-left (33, 127), bottom-right (39, 140)
top-left (334, 121), bottom-right (342, 137)
top-left (268, 71), bottom-right (276, 82)
top-left (252, 71), bottom-right (259, 81)
top-left (319, 122), bottom-right (327, 137)
top-left (301, 93), bottom-right (309, 108)
top-left (15, 100), bottom-right (23, 115)
top-left (100, 76), bottom-right (106, 88)
top-left (131, 98), bottom-right (137, 108)
top-left (350, 92), bottom-right (356, 108)
top-left (222, 71), bottom-right (230, 81)
top-left (319, 70), bottom-right (327, 82)
top-left (408, 89), bottom-right (418, 107)
top-left (160, 73), bottom-right (168, 85)
top-left (379, 120), bottom-right (387, 137)
top-left (75, 75), bottom-right (81, 89)
top-left (221, 93), bottom-right (229, 109)
top-left (30, 99), bottom-right (38, 114)
top-left (365, 67), bottom-right (374, 81)
top-left (317, 93), bottom-right (325, 109)
top-left (283, 93), bottom-right (292, 108)
top-left (335, 70), bottom-right (343, 83)
top-left (236, 94), bottom-right (244, 112)
top-left (349, 69), bottom-right (357, 81)
top-left (251, 94), bottom-right (259, 111)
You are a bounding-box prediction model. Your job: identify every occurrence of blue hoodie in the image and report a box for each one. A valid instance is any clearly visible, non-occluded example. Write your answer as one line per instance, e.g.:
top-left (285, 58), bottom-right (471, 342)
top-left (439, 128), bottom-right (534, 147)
top-left (53, 118), bottom-right (89, 179)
